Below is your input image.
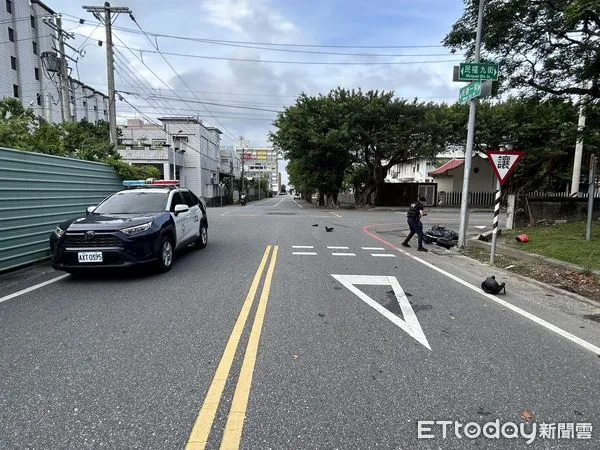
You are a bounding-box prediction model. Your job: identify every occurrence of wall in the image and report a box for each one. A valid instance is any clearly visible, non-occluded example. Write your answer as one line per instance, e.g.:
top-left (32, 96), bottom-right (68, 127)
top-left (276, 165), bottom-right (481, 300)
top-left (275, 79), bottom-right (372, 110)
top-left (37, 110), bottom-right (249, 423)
top-left (515, 196), bottom-right (600, 226)
top-left (446, 157), bottom-right (496, 192)
top-left (0, 147), bottom-right (122, 272)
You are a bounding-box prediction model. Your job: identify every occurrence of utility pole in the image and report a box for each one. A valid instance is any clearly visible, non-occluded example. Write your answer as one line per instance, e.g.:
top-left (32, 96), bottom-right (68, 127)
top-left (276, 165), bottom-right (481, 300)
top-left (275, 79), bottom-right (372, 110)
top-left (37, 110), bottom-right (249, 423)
top-left (42, 15), bottom-right (77, 122)
top-left (571, 103), bottom-right (586, 196)
top-left (83, 2), bottom-right (131, 147)
top-left (457, 0), bottom-right (486, 248)
top-left (55, 15), bottom-right (71, 122)
top-left (586, 154), bottom-right (597, 241)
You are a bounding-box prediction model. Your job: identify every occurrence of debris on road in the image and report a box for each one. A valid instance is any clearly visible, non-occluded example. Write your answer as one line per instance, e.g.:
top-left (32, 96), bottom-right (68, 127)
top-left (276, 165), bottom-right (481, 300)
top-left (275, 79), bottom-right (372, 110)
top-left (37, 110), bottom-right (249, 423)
top-left (424, 225), bottom-right (459, 248)
top-left (481, 276), bottom-right (506, 295)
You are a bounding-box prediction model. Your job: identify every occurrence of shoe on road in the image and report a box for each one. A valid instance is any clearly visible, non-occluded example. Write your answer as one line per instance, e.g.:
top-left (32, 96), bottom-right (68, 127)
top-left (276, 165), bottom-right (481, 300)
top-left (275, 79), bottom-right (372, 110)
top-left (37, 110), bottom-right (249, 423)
top-left (417, 247), bottom-right (428, 252)
top-left (401, 242), bottom-right (411, 248)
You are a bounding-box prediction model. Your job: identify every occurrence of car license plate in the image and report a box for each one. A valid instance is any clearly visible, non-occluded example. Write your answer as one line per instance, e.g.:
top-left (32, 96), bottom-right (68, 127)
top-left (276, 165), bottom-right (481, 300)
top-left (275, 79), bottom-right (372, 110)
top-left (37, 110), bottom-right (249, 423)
top-left (78, 252), bottom-right (103, 263)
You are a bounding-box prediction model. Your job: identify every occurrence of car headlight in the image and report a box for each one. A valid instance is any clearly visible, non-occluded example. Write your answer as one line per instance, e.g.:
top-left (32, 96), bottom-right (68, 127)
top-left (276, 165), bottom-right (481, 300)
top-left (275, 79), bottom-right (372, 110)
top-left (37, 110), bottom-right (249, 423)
top-left (120, 221), bottom-right (153, 235)
top-left (54, 226), bottom-right (65, 238)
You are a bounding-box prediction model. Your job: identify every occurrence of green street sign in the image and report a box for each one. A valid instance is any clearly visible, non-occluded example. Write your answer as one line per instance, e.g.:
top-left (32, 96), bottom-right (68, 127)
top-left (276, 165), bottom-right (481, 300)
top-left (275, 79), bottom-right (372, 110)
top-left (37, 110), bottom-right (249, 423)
top-left (459, 81), bottom-right (482, 103)
top-left (459, 62), bottom-right (499, 81)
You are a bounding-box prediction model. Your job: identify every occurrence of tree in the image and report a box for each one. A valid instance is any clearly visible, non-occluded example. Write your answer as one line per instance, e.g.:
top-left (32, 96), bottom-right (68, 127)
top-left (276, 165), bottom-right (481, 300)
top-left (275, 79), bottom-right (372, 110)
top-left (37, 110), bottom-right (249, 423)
top-left (444, 0), bottom-right (600, 98)
top-left (0, 97), bottom-right (37, 150)
top-left (271, 92), bottom-right (354, 206)
top-left (445, 96), bottom-right (600, 193)
top-left (272, 89), bottom-right (452, 206)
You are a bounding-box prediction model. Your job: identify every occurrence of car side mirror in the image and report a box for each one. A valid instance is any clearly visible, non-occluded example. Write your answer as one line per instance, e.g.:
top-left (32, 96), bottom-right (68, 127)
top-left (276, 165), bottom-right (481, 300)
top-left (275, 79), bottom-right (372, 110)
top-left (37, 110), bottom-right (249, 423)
top-left (86, 206), bottom-right (96, 214)
top-left (174, 204), bottom-right (189, 215)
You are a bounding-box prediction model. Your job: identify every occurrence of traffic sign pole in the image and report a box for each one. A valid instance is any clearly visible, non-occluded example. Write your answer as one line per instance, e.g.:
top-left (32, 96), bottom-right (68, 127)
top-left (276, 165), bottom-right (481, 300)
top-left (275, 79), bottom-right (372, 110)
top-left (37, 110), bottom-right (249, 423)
top-left (490, 177), bottom-right (501, 264)
top-left (458, 0), bottom-right (486, 249)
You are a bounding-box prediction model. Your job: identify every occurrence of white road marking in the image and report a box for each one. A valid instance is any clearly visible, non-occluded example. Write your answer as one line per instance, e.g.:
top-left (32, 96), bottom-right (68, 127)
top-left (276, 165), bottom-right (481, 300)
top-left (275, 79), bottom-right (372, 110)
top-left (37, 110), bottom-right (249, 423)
top-left (331, 274), bottom-right (431, 350)
top-left (292, 199), bottom-right (303, 208)
top-left (0, 274), bottom-right (70, 304)
top-left (363, 226), bottom-right (600, 356)
top-left (293, 252), bottom-right (318, 256)
top-left (371, 254), bottom-right (396, 258)
top-left (273, 197), bottom-right (285, 208)
top-left (331, 252), bottom-right (356, 256)
top-left (474, 225), bottom-right (487, 229)
top-left (330, 211), bottom-right (342, 218)
top-left (362, 247), bottom-right (384, 250)
top-left (292, 246), bottom-right (314, 249)
top-left (220, 210), bottom-right (234, 216)
top-left (327, 246), bottom-right (349, 249)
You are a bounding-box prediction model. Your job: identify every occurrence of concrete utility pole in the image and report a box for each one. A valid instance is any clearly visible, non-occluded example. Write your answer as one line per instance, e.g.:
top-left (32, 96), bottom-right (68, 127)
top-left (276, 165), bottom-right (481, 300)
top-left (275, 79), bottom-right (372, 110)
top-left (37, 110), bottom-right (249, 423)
top-left (571, 103), bottom-right (586, 196)
top-left (586, 154), bottom-right (597, 241)
top-left (83, 2), bottom-right (131, 147)
top-left (54, 15), bottom-right (72, 122)
top-left (457, 0), bottom-right (486, 248)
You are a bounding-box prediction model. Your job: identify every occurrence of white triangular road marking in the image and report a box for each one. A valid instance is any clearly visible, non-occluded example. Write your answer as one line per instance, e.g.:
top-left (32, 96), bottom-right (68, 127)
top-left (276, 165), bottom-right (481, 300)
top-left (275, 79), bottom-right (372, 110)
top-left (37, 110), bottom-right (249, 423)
top-left (331, 275), bottom-right (431, 350)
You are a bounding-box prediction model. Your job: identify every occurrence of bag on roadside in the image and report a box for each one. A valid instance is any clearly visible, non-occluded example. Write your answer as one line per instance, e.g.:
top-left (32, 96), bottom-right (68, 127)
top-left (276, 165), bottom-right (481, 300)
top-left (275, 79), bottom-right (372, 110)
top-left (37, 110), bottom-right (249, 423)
top-left (481, 276), bottom-right (506, 295)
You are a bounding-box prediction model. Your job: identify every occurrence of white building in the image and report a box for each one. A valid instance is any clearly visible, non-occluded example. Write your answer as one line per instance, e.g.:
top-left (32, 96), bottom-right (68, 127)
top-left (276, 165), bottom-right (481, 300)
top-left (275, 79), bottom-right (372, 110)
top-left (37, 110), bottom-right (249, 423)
top-left (386, 146), bottom-right (466, 183)
top-left (0, 0), bottom-right (108, 123)
top-left (219, 145), bottom-right (241, 180)
top-left (117, 117), bottom-right (222, 200)
top-left (234, 138), bottom-right (280, 192)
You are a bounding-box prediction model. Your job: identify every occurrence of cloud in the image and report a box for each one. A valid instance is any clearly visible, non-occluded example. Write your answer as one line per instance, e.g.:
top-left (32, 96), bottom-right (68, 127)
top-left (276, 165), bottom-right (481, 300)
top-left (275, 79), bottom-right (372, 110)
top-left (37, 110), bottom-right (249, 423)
top-left (202, 0), bottom-right (296, 40)
top-left (58, 0), bottom-right (464, 150)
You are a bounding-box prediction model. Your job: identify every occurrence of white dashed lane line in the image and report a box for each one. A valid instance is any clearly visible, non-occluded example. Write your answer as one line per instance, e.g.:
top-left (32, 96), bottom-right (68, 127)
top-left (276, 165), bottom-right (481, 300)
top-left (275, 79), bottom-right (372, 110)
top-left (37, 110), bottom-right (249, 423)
top-left (290, 245), bottom-right (395, 258)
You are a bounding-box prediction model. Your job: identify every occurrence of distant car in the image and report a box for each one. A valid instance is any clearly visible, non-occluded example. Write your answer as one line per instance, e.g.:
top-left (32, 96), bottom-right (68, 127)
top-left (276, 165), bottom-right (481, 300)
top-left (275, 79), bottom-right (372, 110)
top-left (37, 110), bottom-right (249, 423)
top-left (49, 180), bottom-right (208, 274)
top-left (279, 191), bottom-right (287, 195)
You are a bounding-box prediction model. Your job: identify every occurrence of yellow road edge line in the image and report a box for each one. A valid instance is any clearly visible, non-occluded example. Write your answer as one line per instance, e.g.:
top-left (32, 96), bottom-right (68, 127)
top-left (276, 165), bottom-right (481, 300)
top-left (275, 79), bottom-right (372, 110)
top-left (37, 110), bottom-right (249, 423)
top-left (220, 246), bottom-right (279, 450)
top-left (185, 246), bottom-right (272, 450)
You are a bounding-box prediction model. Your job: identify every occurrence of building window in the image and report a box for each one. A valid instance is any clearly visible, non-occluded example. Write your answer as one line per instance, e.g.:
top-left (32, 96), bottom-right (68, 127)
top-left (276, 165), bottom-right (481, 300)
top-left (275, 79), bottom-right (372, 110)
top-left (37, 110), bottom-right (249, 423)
top-left (103, 109), bottom-right (107, 115)
top-left (34, 67), bottom-right (39, 80)
top-left (10, 56), bottom-right (16, 70)
top-left (152, 139), bottom-right (166, 149)
top-left (13, 84), bottom-right (19, 98)
top-left (8, 27), bottom-right (14, 42)
top-left (36, 93), bottom-right (41, 106)
top-left (30, 15), bottom-right (35, 28)
top-left (82, 101), bottom-right (87, 107)
top-left (32, 41), bottom-right (37, 55)
top-left (6, 1), bottom-right (12, 14)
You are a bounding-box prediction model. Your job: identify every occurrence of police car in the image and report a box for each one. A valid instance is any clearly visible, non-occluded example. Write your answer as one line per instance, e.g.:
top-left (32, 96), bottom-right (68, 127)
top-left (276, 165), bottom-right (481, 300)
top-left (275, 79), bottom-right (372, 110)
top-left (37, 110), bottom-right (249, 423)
top-left (49, 180), bottom-right (208, 273)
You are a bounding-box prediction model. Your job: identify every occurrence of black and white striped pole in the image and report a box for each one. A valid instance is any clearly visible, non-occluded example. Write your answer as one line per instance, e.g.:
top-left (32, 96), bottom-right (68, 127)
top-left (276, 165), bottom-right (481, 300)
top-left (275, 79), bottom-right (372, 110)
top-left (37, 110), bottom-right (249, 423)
top-left (490, 177), bottom-right (501, 264)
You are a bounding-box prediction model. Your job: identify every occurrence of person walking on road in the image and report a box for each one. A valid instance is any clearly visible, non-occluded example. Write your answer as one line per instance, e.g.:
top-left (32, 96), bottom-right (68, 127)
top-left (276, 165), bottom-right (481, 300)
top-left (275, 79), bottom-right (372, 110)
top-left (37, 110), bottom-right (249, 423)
top-left (402, 196), bottom-right (428, 252)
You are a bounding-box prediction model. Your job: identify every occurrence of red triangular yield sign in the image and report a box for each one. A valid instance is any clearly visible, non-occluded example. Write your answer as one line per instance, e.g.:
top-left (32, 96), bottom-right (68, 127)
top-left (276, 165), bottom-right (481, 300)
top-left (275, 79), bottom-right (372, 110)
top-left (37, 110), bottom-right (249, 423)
top-left (486, 151), bottom-right (525, 186)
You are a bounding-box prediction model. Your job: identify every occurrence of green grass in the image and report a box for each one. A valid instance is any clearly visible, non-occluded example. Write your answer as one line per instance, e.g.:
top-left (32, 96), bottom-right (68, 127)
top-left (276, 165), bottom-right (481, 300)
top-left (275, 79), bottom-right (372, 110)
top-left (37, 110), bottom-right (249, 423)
top-left (502, 221), bottom-right (600, 271)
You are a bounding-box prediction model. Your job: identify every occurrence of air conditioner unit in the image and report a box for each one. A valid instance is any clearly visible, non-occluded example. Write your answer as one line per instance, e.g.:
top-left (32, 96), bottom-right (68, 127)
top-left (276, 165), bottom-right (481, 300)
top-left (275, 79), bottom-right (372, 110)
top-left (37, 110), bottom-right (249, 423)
top-left (211, 173), bottom-right (218, 184)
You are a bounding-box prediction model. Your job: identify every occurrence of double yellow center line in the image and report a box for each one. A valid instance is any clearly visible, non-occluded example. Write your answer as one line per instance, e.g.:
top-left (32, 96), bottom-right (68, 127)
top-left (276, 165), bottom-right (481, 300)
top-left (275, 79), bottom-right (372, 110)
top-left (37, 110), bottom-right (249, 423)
top-left (186, 245), bottom-right (279, 450)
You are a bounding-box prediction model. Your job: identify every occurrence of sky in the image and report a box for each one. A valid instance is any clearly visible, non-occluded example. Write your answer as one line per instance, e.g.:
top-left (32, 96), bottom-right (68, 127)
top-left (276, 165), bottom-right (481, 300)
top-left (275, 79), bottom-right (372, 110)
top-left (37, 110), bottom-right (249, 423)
top-left (55, 0), bottom-right (467, 182)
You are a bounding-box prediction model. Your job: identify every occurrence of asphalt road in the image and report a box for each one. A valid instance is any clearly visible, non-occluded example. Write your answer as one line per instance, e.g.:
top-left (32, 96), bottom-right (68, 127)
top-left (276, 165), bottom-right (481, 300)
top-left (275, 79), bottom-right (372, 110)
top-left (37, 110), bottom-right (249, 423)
top-left (1, 195), bottom-right (599, 449)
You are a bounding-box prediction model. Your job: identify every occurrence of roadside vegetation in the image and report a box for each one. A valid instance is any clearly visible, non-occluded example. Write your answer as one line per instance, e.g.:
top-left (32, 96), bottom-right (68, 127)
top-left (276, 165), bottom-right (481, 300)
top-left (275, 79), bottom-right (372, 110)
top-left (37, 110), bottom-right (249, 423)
top-left (502, 222), bottom-right (600, 271)
top-left (0, 97), bottom-right (159, 180)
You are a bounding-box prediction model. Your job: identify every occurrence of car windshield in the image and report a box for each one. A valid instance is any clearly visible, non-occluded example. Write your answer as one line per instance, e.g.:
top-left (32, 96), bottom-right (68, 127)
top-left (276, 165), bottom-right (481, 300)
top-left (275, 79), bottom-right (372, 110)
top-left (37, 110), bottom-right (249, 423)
top-left (93, 191), bottom-right (168, 214)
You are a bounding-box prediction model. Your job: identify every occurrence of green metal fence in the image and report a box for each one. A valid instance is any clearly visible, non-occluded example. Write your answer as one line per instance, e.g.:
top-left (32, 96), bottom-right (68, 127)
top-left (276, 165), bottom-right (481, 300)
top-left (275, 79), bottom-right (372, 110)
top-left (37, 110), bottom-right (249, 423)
top-left (0, 147), bottom-right (123, 272)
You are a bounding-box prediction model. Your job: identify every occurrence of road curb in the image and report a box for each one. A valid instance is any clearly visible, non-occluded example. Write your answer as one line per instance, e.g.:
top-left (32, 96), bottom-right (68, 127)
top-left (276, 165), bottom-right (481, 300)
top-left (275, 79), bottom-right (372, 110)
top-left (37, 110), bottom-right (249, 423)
top-left (468, 237), bottom-right (600, 276)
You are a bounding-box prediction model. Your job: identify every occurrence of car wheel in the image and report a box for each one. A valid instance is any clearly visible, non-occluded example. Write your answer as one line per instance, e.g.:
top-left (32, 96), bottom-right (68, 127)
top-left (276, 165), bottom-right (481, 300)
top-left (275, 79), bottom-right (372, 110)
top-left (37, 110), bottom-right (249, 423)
top-left (195, 223), bottom-right (208, 249)
top-left (157, 236), bottom-right (174, 272)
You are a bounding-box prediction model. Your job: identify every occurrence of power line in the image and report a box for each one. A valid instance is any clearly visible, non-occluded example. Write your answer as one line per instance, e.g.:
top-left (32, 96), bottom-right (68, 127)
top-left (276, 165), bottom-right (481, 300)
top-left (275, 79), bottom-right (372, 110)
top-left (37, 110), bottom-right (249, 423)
top-left (62, 15), bottom-right (446, 49)
top-left (107, 29), bottom-right (236, 142)
top-left (123, 93), bottom-right (283, 113)
top-left (73, 32), bottom-right (461, 65)
top-left (127, 13), bottom-right (239, 142)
